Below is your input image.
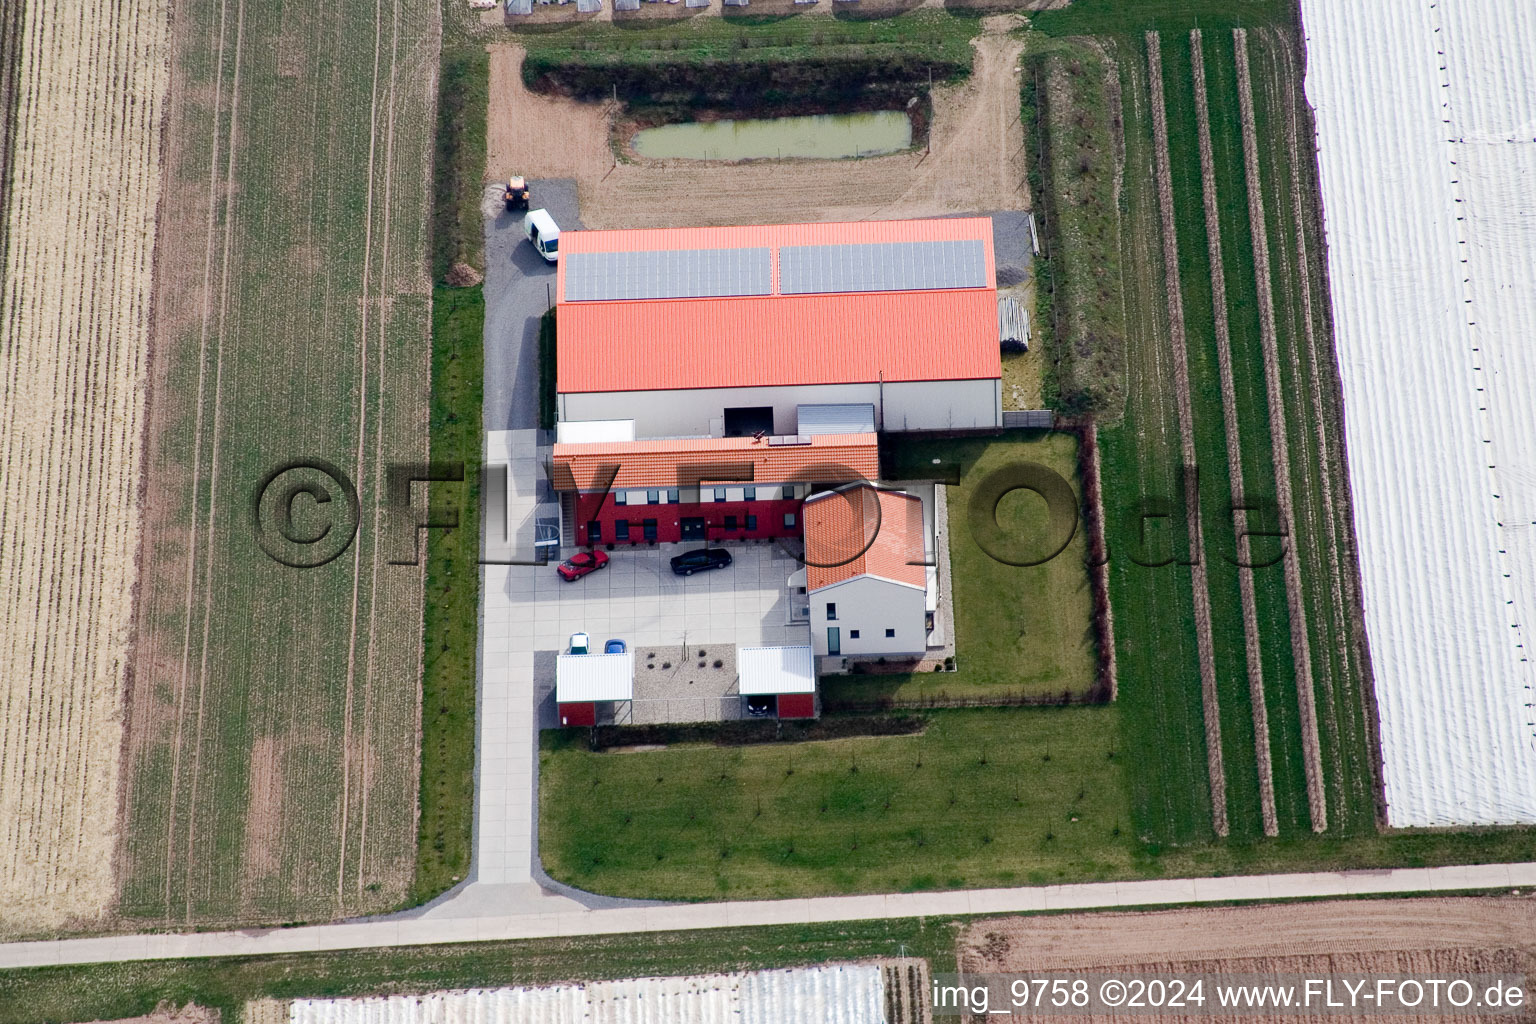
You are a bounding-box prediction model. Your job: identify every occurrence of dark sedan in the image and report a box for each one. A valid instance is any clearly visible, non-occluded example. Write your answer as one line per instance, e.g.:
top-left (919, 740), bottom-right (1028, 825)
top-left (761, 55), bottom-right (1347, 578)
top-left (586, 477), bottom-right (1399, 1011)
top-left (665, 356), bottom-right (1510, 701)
top-left (669, 547), bottom-right (732, 576)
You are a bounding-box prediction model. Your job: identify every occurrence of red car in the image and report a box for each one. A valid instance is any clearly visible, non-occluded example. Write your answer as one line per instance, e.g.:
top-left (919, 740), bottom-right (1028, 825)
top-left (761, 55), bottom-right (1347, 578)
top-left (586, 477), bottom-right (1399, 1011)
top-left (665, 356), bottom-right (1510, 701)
top-left (556, 549), bottom-right (609, 581)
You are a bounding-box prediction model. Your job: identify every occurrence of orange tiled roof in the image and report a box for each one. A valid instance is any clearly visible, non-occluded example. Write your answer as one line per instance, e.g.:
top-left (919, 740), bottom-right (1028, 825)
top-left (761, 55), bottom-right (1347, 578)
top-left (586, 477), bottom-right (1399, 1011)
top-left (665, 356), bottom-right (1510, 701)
top-left (550, 432), bottom-right (879, 491)
top-left (804, 486), bottom-right (926, 591)
top-left (555, 218), bottom-right (1000, 394)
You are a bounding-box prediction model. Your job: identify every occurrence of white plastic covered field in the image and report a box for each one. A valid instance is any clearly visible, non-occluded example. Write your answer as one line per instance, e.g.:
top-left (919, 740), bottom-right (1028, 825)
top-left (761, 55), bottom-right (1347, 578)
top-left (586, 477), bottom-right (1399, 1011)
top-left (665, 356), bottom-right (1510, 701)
top-left (1300, 0), bottom-right (1536, 825)
top-left (287, 965), bottom-right (886, 1024)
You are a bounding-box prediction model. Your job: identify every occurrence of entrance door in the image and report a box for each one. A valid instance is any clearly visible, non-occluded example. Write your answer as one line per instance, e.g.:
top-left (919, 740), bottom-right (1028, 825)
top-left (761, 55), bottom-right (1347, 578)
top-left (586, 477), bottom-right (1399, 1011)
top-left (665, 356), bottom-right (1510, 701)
top-left (680, 517), bottom-right (706, 541)
top-left (586, 520), bottom-right (602, 544)
top-left (827, 626), bottom-right (841, 656)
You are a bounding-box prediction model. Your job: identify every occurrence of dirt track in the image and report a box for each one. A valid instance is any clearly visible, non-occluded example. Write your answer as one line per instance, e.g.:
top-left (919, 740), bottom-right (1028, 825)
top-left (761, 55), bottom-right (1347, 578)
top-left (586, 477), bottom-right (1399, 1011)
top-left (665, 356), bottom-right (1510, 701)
top-left (487, 16), bottom-right (1028, 229)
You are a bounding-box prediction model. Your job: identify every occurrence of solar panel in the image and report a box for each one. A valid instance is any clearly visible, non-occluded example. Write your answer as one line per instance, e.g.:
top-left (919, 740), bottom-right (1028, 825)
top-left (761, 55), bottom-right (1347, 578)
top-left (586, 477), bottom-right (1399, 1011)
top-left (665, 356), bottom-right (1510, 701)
top-left (564, 247), bottom-right (772, 301)
top-left (778, 239), bottom-right (987, 294)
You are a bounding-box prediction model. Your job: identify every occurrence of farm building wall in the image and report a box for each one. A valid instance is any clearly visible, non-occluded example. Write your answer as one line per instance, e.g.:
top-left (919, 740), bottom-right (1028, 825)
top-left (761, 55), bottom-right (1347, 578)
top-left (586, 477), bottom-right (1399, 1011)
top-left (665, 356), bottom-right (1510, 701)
top-left (560, 378), bottom-right (1001, 440)
top-left (809, 576), bottom-right (928, 657)
top-left (575, 494), bottom-right (806, 546)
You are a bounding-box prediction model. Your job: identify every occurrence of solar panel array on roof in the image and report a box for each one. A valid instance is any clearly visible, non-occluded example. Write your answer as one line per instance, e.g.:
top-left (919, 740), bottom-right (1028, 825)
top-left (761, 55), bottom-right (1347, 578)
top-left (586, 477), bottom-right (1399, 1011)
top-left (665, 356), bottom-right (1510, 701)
top-left (565, 247), bottom-right (772, 301)
top-left (778, 239), bottom-right (987, 294)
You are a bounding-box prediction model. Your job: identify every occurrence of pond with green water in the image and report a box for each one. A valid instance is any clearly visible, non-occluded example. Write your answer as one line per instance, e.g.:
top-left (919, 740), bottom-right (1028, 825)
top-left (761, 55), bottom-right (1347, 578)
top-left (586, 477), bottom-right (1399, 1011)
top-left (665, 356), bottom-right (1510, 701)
top-left (632, 111), bottom-right (913, 161)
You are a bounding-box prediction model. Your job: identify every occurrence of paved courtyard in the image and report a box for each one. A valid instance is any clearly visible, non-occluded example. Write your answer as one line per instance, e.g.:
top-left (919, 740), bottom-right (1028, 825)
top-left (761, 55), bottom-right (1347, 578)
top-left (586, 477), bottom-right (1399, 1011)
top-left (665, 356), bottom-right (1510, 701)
top-left (527, 541), bottom-right (810, 653)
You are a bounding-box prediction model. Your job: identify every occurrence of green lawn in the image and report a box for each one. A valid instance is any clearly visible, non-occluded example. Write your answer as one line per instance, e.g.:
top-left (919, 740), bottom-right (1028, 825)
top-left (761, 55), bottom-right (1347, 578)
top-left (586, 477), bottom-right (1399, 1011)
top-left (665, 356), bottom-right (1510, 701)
top-left (541, 707), bottom-right (1133, 900)
top-left (823, 432), bottom-right (1096, 709)
top-left (413, 285), bottom-right (485, 905)
top-left (541, 704), bottom-right (1536, 902)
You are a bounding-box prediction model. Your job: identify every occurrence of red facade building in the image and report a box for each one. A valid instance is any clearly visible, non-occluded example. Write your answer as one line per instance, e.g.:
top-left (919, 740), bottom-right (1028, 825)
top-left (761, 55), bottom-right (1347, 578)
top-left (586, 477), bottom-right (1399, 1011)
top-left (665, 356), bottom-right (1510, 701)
top-left (550, 432), bottom-right (881, 547)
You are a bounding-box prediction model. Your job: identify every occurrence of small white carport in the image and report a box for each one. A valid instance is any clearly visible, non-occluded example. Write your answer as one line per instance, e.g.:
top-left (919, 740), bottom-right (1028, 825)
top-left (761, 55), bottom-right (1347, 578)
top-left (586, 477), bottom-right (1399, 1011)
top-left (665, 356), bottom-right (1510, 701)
top-left (555, 651), bottom-right (634, 726)
top-left (737, 645), bottom-right (816, 718)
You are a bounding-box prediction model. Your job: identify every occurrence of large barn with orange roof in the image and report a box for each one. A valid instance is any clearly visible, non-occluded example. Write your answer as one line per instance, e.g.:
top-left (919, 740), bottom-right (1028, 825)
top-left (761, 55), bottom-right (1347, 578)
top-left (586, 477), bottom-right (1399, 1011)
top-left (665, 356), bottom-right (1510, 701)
top-left (553, 217), bottom-right (1003, 439)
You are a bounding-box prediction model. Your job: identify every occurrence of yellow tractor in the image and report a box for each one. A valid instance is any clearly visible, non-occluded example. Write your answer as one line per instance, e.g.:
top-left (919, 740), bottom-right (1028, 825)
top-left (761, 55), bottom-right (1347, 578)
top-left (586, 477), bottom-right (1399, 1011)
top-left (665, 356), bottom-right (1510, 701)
top-left (503, 175), bottom-right (530, 212)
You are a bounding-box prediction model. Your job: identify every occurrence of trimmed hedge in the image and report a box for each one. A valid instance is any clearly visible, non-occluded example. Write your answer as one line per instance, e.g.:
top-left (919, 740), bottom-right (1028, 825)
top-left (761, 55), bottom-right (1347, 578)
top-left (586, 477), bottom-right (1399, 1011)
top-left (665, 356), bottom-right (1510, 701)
top-left (586, 715), bottom-right (927, 749)
top-left (524, 51), bottom-right (966, 107)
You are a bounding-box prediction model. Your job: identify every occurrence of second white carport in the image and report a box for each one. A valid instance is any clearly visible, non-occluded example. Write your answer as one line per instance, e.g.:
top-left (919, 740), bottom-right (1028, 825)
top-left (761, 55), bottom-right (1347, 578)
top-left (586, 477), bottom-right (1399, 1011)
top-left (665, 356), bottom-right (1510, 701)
top-left (737, 645), bottom-right (817, 719)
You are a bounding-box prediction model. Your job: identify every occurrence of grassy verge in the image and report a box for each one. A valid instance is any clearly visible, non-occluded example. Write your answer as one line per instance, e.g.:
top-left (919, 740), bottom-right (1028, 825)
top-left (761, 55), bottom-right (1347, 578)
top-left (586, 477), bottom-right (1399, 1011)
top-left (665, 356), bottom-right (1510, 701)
top-left (433, 43), bottom-right (490, 281)
top-left (0, 920), bottom-right (961, 1024)
top-left (412, 286), bottom-right (485, 905)
top-left (825, 432), bottom-right (1096, 708)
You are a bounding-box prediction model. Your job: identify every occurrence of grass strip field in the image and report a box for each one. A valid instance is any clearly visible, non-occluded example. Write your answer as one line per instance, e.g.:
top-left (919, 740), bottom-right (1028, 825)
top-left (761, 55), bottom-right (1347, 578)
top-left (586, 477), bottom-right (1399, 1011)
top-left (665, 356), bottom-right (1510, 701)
top-left (1030, 6), bottom-right (1377, 846)
top-left (412, 286), bottom-right (485, 905)
top-left (118, 0), bottom-right (438, 926)
top-left (1249, 25), bottom-right (1380, 832)
top-left (1082, 33), bottom-right (1212, 847)
top-left (824, 432), bottom-right (1096, 707)
top-left (1189, 28), bottom-right (1278, 838)
top-left (1143, 30), bottom-right (1228, 838)
top-left (1233, 27), bottom-right (1324, 832)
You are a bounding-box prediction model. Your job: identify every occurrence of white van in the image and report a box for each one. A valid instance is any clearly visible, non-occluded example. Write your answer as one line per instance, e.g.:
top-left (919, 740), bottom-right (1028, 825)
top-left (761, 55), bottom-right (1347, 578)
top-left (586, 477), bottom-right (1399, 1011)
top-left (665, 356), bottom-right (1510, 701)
top-left (522, 208), bottom-right (560, 263)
